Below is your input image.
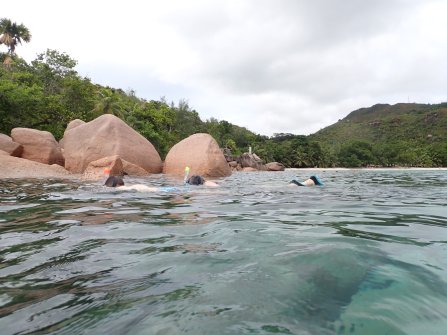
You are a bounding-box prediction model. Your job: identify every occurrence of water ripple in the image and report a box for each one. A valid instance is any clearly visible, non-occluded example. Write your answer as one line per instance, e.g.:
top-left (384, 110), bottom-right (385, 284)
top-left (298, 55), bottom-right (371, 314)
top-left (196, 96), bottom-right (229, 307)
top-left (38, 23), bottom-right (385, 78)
top-left (1, 170), bottom-right (447, 334)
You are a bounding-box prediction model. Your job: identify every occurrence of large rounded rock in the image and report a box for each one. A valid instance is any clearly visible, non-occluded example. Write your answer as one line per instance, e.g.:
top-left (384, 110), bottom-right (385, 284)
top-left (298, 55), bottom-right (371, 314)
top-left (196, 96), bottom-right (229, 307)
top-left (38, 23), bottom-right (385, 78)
top-left (164, 133), bottom-right (231, 178)
top-left (266, 162), bottom-right (285, 171)
top-left (11, 128), bottom-right (64, 165)
top-left (241, 167), bottom-right (258, 172)
top-left (62, 114), bottom-right (162, 173)
top-left (82, 155), bottom-right (150, 180)
top-left (238, 153), bottom-right (266, 170)
top-left (0, 155), bottom-right (71, 179)
top-left (0, 133), bottom-right (23, 157)
top-left (122, 159), bottom-right (150, 176)
top-left (82, 155), bottom-right (124, 180)
top-left (60, 119), bottom-right (86, 148)
top-left (65, 119), bottom-right (85, 133)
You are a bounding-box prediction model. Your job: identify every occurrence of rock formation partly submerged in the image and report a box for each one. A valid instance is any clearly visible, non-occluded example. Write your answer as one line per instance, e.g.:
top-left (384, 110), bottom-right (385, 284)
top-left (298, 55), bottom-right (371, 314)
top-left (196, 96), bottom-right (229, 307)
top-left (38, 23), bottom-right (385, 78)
top-left (62, 114), bottom-right (163, 174)
top-left (164, 133), bottom-right (231, 178)
top-left (0, 154), bottom-right (73, 179)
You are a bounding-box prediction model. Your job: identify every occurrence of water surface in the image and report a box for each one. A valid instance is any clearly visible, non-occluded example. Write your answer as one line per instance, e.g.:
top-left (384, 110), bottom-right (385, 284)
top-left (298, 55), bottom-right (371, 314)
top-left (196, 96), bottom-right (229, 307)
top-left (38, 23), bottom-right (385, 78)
top-left (1, 169), bottom-right (447, 334)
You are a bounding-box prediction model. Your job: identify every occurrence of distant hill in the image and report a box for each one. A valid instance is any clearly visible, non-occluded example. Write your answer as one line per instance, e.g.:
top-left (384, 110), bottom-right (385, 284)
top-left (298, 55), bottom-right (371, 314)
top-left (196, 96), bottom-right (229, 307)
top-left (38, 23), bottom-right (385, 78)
top-left (310, 102), bottom-right (447, 147)
top-left (302, 102), bottom-right (447, 167)
top-left (243, 102), bottom-right (447, 168)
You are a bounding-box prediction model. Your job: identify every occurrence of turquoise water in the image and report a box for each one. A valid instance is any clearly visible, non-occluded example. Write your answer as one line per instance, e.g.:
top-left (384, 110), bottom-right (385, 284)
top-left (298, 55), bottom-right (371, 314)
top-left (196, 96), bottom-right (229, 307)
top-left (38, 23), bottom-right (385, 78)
top-left (0, 169), bottom-right (447, 335)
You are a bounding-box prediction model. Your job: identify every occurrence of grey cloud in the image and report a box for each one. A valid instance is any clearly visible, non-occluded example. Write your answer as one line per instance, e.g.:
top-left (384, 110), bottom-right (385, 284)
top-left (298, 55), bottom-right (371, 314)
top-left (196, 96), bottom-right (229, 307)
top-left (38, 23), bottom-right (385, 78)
top-left (152, 0), bottom-right (444, 135)
top-left (167, 0), bottom-right (423, 99)
top-left (7, 0), bottom-right (443, 136)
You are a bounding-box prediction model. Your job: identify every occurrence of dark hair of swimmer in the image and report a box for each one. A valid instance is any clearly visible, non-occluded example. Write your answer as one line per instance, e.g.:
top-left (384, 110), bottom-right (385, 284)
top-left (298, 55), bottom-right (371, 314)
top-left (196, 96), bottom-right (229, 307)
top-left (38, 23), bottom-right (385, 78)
top-left (186, 175), bottom-right (205, 185)
top-left (104, 176), bottom-right (124, 187)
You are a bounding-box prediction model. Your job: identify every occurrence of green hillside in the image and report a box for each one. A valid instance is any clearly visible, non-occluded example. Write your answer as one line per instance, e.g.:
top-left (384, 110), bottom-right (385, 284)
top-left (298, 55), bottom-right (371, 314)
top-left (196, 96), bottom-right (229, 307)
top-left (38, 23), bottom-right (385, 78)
top-left (309, 103), bottom-right (447, 167)
top-left (313, 103), bottom-right (447, 144)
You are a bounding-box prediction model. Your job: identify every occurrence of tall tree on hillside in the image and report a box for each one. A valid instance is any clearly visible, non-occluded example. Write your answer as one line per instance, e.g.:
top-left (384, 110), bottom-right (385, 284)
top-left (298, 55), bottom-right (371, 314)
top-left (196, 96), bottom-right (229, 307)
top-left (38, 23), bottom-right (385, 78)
top-left (91, 88), bottom-right (126, 119)
top-left (0, 18), bottom-right (31, 55)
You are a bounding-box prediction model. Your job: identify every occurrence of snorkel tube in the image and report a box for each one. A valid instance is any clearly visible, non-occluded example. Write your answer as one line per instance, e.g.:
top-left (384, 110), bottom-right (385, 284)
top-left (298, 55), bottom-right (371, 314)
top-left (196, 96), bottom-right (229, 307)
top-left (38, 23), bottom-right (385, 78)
top-left (184, 166), bottom-right (190, 185)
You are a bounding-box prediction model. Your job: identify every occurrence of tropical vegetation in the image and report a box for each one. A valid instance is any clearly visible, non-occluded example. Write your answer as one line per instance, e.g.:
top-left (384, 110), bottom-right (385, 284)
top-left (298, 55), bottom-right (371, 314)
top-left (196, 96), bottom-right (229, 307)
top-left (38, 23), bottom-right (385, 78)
top-left (1, 18), bottom-right (446, 167)
top-left (0, 18), bottom-right (31, 55)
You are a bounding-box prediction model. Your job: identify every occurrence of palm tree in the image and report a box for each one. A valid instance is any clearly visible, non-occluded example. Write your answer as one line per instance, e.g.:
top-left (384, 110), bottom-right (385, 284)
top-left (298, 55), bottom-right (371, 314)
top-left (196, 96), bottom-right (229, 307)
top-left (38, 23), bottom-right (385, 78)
top-left (91, 89), bottom-right (126, 119)
top-left (0, 18), bottom-right (31, 55)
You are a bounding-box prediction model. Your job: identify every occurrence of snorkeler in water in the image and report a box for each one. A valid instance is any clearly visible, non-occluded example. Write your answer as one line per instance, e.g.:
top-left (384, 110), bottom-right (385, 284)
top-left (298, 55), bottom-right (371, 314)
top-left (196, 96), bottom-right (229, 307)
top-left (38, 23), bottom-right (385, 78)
top-left (184, 167), bottom-right (219, 187)
top-left (103, 166), bottom-right (218, 191)
top-left (103, 168), bottom-right (158, 191)
top-left (185, 174), bottom-right (219, 187)
top-left (104, 176), bottom-right (125, 187)
top-left (289, 175), bottom-right (324, 187)
top-left (103, 168), bottom-right (124, 187)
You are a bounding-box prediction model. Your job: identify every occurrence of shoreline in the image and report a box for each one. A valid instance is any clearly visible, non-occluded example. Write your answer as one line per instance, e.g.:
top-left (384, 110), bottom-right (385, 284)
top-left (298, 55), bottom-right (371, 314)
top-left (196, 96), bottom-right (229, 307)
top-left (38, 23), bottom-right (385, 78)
top-left (285, 167), bottom-right (447, 171)
top-left (1, 153), bottom-right (446, 180)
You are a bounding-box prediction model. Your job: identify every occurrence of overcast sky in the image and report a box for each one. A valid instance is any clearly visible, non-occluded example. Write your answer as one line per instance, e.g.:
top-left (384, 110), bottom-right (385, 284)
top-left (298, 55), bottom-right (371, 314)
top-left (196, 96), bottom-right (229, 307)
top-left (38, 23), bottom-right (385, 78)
top-left (4, 0), bottom-right (447, 136)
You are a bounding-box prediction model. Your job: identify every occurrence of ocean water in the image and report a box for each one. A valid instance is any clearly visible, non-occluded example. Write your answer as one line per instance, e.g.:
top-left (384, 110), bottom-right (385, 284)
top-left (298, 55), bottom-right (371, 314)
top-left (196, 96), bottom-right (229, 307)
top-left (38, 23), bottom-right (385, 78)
top-left (0, 169), bottom-right (446, 335)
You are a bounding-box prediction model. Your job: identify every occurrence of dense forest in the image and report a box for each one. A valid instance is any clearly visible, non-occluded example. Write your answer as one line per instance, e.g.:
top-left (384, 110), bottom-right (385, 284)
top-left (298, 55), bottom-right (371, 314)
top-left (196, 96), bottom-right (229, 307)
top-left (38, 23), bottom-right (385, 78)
top-left (310, 103), bottom-right (447, 167)
top-left (0, 47), bottom-right (265, 159)
top-left (1, 18), bottom-right (447, 168)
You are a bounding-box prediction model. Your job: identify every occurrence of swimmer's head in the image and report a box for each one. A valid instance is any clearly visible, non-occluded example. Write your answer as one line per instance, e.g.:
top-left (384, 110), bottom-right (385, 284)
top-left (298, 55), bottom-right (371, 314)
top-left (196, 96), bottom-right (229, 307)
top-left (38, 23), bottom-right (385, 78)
top-left (310, 175), bottom-right (323, 186)
top-left (186, 175), bottom-right (205, 185)
top-left (104, 176), bottom-right (124, 187)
